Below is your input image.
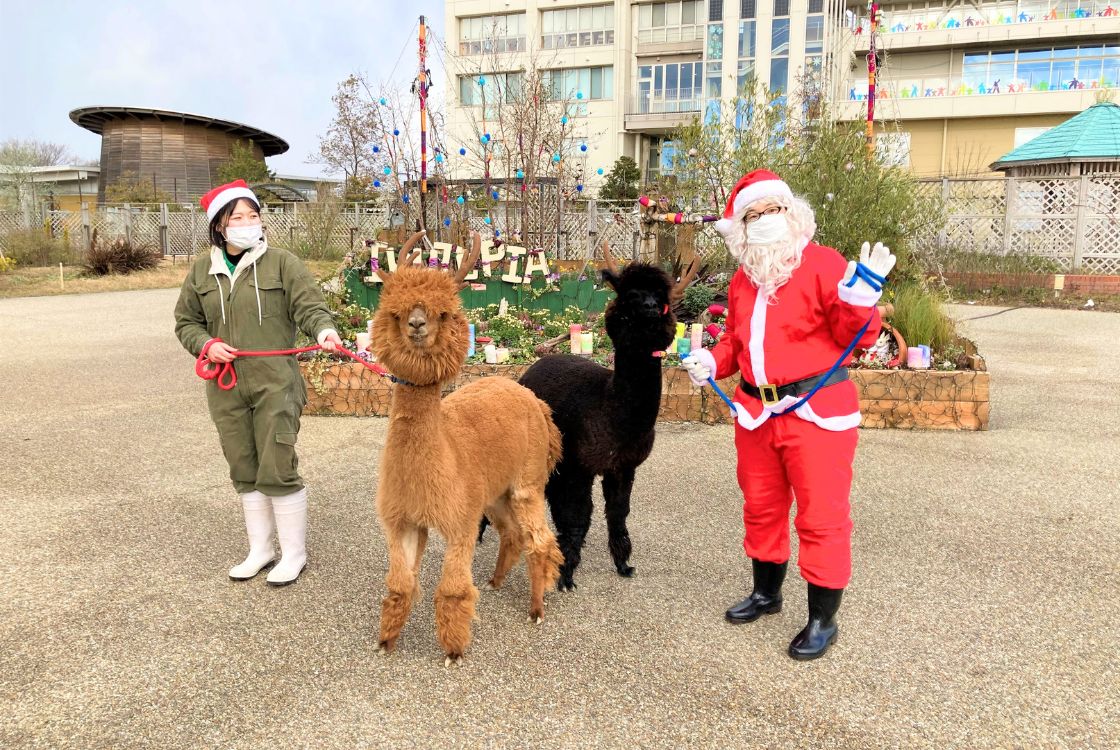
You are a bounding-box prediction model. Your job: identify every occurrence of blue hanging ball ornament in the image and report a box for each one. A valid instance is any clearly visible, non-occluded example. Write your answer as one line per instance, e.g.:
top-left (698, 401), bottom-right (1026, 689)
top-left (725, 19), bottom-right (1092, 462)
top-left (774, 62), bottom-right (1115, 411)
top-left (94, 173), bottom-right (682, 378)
top-left (561, 116), bottom-right (568, 125)
top-left (580, 143), bottom-right (588, 152)
top-left (459, 147), bottom-right (466, 156)
top-left (597, 168), bottom-right (604, 175)
top-left (478, 76), bottom-right (486, 86)
top-left (402, 194), bottom-right (410, 204)
top-left (372, 145), bottom-right (380, 153)
top-left (393, 128), bottom-right (400, 136)
top-left (516, 169), bottom-right (524, 179)
top-left (576, 91), bottom-right (584, 100)
top-left (552, 153), bottom-right (561, 163)
top-left (373, 180), bottom-right (381, 188)
top-left (494, 230), bottom-right (501, 237)
top-left (435, 153), bottom-right (443, 163)
top-left (491, 190), bottom-right (499, 199)
top-left (483, 216), bottom-right (492, 225)
top-left (456, 195), bottom-right (465, 205)
top-left (576, 184), bottom-right (584, 192)
top-left (383, 166), bottom-right (392, 175)
top-left (480, 134), bottom-right (489, 144)
top-left (443, 217), bottom-right (452, 227)
top-left (379, 97), bottom-right (387, 105)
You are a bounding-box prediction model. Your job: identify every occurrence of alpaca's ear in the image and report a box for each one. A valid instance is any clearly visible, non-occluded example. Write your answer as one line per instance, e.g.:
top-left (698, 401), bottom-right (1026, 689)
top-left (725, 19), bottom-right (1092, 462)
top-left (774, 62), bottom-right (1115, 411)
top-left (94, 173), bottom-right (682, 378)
top-left (600, 268), bottom-right (620, 290)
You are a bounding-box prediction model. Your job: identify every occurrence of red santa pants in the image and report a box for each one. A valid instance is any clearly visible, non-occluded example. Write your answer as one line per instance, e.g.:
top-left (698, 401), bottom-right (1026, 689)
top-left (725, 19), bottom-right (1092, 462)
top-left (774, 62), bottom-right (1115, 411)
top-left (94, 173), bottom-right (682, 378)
top-left (734, 414), bottom-right (857, 589)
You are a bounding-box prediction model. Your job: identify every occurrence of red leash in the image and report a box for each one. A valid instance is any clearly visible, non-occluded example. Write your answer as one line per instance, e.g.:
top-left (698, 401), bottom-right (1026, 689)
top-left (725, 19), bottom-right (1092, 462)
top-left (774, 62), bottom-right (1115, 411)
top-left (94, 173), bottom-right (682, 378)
top-left (195, 337), bottom-right (389, 391)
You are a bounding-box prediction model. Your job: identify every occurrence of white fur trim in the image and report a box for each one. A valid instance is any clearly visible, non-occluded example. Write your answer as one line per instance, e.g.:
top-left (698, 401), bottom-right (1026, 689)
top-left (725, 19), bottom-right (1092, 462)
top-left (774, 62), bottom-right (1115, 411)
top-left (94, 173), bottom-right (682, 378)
top-left (683, 348), bottom-right (717, 385)
top-left (205, 186), bottom-right (257, 220)
top-left (713, 217), bottom-right (736, 237)
top-left (837, 280), bottom-right (882, 307)
top-left (731, 179), bottom-right (793, 217)
top-left (748, 291), bottom-right (769, 387)
top-left (317, 328), bottom-right (340, 346)
top-left (734, 394), bottom-right (862, 432)
top-left (793, 402), bottom-right (863, 431)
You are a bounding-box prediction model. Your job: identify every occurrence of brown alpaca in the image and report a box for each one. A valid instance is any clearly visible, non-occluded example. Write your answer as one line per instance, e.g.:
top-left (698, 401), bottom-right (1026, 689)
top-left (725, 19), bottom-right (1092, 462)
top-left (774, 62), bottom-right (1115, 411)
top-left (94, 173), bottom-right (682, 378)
top-left (370, 231), bottom-right (564, 665)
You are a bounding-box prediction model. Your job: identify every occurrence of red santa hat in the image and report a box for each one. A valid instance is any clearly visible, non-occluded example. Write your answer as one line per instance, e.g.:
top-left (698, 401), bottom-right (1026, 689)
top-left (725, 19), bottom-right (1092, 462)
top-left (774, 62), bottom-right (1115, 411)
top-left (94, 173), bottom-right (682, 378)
top-left (712, 170), bottom-right (794, 236)
top-left (200, 179), bottom-right (259, 221)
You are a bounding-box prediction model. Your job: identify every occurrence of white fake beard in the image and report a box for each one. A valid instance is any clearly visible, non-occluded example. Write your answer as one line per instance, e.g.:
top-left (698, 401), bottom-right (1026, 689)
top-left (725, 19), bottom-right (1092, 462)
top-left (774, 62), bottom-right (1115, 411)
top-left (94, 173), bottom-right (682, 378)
top-left (730, 231), bottom-right (805, 297)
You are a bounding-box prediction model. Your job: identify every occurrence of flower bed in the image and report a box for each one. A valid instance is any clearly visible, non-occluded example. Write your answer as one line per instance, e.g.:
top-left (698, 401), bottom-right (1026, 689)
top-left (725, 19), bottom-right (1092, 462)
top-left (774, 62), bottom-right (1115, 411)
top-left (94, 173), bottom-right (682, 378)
top-left (300, 360), bottom-right (990, 431)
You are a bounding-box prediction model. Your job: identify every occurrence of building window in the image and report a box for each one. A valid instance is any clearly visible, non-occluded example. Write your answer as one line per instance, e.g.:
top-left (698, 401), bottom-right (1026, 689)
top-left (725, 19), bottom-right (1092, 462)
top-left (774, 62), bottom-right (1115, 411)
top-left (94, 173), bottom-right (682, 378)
top-left (808, 0), bottom-right (823, 12)
top-left (707, 23), bottom-right (724, 59)
top-left (738, 20), bottom-right (756, 94)
top-left (741, 0), bottom-right (756, 18)
top-left (543, 67), bottom-right (614, 101)
top-left (458, 72), bottom-right (524, 107)
top-left (458, 13), bottom-right (526, 56)
top-left (709, 0), bottom-right (724, 21)
top-left (637, 1), bottom-right (706, 44)
top-left (770, 18), bottom-right (790, 93)
top-left (773, 0), bottom-right (790, 17)
top-left (636, 62), bottom-right (704, 113)
top-left (805, 14), bottom-right (824, 55)
top-left (962, 45), bottom-right (1119, 94)
top-left (646, 138), bottom-right (677, 181)
top-left (541, 5), bottom-right (615, 50)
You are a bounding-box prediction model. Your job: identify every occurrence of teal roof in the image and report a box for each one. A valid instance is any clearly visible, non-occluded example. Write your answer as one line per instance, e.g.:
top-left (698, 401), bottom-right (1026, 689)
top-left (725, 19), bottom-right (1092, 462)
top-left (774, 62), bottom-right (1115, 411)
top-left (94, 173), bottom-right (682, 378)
top-left (992, 102), bottom-right (1120, 168)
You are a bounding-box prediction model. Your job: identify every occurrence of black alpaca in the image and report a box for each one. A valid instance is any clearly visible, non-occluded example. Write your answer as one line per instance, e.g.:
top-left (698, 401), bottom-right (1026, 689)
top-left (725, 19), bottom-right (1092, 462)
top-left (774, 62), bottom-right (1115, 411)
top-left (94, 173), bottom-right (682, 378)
top-left (515, 245), bottom-right (698, 590)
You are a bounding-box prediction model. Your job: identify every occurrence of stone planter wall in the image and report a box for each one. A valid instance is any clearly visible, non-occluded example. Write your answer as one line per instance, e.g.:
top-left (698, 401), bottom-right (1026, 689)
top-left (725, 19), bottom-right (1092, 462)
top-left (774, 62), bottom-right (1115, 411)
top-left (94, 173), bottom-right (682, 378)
top-left (301, 361), bottom-right (990, 431)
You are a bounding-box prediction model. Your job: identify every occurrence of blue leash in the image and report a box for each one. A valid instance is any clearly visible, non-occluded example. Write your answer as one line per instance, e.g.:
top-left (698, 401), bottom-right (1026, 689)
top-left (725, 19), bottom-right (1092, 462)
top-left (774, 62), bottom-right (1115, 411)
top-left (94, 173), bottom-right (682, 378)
top-left (703, 263), bottom-right (884, 418)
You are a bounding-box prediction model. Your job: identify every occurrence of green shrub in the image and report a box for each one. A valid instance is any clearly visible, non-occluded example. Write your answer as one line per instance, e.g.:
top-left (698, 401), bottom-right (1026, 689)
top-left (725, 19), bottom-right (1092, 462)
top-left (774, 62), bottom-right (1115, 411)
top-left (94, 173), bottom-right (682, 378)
top-left (888, 280), bottom-right (955, 352)
top-left (0, 229), bottom-right (74, 266)
top-left (0, 255), bottom-right (16, 273)
top-left (681, 283), bottom-right (716, 318)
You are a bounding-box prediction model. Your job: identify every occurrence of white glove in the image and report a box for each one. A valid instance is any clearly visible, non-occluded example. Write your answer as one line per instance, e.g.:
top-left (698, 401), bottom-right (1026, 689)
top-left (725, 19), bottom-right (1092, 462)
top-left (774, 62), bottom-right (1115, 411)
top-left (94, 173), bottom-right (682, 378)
top-left (838, 241), bottom-right (896, 306)
top-left (681, 349), bottom-right (717, 386)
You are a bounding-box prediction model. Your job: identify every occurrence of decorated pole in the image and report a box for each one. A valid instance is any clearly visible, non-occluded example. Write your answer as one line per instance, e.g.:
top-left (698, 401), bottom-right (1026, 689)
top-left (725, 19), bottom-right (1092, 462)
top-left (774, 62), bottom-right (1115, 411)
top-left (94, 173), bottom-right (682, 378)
top-left (418, 15), bottom-right (429, 228)
top-left (866, 2), bottom-right (880, 157)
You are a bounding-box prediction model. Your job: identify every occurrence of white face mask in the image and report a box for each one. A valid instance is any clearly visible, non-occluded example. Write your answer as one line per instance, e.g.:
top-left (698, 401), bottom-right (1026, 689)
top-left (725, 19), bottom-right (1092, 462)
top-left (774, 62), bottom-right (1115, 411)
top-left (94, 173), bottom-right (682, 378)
top-left (746, 213), bottom-right (789, 245)
top-left (224, 223), bottom-right (263, 250)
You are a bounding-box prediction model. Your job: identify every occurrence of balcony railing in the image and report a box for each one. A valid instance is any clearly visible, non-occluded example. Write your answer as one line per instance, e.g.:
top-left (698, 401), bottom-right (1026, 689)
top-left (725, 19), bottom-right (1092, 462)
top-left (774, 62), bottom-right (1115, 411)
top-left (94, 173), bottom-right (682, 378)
top-left (636, 25), bottom-right (706, 45)
top-left (628, 90), bottom-right (704, 115)
top-left (851, 0), bottom-right (1117, 37)
top-left (846, 74), bottom-right (1117, 100)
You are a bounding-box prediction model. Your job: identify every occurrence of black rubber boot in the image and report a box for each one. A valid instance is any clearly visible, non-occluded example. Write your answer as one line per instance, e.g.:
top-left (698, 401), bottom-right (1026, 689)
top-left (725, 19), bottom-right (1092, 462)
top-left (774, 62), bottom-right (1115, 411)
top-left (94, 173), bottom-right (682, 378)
top-left (788, 583), bottom-right (844, 660)
top-left (725, 559), bottom-right (788, 624)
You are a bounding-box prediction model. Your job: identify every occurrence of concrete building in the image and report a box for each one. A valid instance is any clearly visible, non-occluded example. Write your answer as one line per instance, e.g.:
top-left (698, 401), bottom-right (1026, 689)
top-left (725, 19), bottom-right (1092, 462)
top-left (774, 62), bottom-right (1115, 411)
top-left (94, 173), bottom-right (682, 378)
top-left (443, 1), bottom-right (1118, 182)
top-left (836, 1), bottom-right (1119, 176)
top-left (444, 0), bottom-right (851, 186)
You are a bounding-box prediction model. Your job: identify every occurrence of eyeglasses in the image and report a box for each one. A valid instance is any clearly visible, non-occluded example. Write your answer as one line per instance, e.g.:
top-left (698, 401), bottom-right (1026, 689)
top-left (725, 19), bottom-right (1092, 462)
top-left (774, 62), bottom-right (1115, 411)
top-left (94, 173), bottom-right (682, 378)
top-left (743, 205), bottom-right (786, 224)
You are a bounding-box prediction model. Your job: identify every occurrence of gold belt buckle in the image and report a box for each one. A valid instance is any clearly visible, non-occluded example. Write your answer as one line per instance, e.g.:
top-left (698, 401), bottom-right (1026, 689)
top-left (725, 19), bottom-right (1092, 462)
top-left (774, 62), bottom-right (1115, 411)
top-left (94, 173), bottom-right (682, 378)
top-left (759, 383), bottom-right (780, 407)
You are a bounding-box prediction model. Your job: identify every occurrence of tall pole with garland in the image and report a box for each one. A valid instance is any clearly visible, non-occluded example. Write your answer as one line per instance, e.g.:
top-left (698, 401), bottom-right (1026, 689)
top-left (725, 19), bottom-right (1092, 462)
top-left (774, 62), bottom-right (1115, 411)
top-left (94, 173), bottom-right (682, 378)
top-left (866, 2), bottom-right (880, 158)
top-left (418, 15), bottom-right (429, 229)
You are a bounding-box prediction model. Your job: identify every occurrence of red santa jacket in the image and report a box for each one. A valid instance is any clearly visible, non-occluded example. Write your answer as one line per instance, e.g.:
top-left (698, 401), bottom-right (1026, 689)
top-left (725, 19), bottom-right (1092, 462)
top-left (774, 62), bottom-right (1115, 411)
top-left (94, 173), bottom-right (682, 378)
top-left (708, 242), bottom-right (882, 432)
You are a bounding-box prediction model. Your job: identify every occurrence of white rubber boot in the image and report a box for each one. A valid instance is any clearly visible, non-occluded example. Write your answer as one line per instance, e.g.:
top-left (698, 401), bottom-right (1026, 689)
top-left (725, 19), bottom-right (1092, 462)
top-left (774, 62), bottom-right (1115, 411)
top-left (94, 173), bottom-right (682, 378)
top-left (266, 488), bottom-right (308, 586)
top-left (228, 491), bottom-right (276, 580)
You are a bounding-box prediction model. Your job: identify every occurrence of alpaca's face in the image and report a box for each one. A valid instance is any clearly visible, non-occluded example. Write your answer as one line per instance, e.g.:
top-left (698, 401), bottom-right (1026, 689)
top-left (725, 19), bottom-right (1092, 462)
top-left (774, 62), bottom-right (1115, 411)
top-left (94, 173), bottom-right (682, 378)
top-left (601, 264), bottom-right (677, 353)
top-left (370, 267), bottom-right (469, 385)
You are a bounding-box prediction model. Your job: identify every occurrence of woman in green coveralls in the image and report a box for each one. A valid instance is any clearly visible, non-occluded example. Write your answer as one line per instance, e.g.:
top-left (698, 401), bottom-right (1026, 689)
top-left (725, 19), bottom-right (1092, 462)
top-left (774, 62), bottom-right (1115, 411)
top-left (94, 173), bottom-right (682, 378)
top-left (174, 180), bottom-right (342, 586)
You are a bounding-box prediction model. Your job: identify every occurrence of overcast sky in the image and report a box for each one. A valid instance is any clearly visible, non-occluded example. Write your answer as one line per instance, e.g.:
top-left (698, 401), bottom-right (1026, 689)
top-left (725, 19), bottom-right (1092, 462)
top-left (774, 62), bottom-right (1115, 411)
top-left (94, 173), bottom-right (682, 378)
top-left (0, 0), bottom-right (445, 177)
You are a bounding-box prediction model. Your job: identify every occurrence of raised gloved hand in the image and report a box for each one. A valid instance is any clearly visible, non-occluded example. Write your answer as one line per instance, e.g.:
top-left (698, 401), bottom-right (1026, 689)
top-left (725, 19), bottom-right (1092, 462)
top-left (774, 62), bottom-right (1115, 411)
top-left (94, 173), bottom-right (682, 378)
top-left (681, 349), bottom-right (717, 387)
top-left (839, 241), bottom-right (896, 305)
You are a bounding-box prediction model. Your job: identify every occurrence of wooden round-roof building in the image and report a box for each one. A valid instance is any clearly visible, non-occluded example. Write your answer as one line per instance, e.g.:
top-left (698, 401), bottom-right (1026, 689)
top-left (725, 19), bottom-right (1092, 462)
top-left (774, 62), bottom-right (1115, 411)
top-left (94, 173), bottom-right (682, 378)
top-left (70, 106), bottom-right (289, 204)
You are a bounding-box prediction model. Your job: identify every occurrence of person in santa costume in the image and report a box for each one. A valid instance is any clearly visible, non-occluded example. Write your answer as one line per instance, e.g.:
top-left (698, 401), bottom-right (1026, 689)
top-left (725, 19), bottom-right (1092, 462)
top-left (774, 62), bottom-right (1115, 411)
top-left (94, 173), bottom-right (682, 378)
top-left (682, 169), bottom-right (895, 660)
top-left (174, 180), bottom-right (343, 586)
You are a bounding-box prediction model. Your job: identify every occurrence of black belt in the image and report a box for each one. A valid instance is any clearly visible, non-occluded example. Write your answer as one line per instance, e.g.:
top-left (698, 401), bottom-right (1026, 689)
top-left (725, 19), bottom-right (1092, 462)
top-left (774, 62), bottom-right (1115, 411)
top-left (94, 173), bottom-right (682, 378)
top-left (739, 368), bottom-right (849, 407)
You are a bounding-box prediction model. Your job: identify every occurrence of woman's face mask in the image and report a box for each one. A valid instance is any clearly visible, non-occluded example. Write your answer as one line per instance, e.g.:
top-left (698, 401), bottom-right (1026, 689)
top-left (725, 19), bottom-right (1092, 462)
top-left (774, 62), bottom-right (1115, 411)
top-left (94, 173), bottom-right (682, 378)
top-left (225, 223), bottom-right (263, 250)
top-left (746, 213), bottom-right (789, 245)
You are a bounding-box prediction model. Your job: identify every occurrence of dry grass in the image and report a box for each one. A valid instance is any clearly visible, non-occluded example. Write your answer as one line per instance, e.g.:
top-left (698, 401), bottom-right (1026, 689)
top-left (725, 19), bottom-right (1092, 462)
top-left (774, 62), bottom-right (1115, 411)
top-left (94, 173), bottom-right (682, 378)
top-left (0, 258), bottom-right (345, 299)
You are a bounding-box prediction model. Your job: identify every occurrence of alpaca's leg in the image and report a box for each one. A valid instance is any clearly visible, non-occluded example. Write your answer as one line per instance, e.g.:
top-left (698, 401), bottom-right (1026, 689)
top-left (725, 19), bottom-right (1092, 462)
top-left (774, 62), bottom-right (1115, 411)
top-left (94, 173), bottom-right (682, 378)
top-left (603, 467), bottom-right (637, 577)
top-left (484, 501), bottom-right (522, 590)
top-left (377, 523), bottom-right (426, 653)
top-left (547, 465), bottom-right (595, 592)
top-left (509, 488), bottom-right (563, 622)
top-left (434, 532), bottom-right (480, 663)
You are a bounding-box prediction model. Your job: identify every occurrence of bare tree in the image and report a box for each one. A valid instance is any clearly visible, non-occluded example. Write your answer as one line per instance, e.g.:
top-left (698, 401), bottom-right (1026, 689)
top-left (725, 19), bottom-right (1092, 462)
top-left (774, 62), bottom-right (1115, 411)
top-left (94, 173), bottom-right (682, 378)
top-left (315, 74), bottom-right (381, 182)
top-left (0, 138), bottom-right (76, 167)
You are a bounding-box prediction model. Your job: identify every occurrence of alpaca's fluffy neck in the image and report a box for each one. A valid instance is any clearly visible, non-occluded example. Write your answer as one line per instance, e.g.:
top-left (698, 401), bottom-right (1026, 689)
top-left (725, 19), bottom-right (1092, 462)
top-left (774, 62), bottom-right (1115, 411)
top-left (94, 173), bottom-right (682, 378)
top-left (607, 346), bottom-right (664, 430)
top-left (385, 383), bottom-right (445, 463)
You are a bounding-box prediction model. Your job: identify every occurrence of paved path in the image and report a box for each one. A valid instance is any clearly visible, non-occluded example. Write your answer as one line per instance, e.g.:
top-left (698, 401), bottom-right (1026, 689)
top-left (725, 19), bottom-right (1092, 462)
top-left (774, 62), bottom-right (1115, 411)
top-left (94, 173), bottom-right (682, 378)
top-left (1, 290), bottom-right (1116, 749)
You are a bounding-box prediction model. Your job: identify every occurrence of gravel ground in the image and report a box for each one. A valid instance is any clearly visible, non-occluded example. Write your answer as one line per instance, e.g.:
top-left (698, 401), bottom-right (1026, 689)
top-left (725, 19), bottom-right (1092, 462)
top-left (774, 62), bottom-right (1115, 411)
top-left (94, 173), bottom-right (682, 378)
top-left (0, 290), bottom-right (1116, 749)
